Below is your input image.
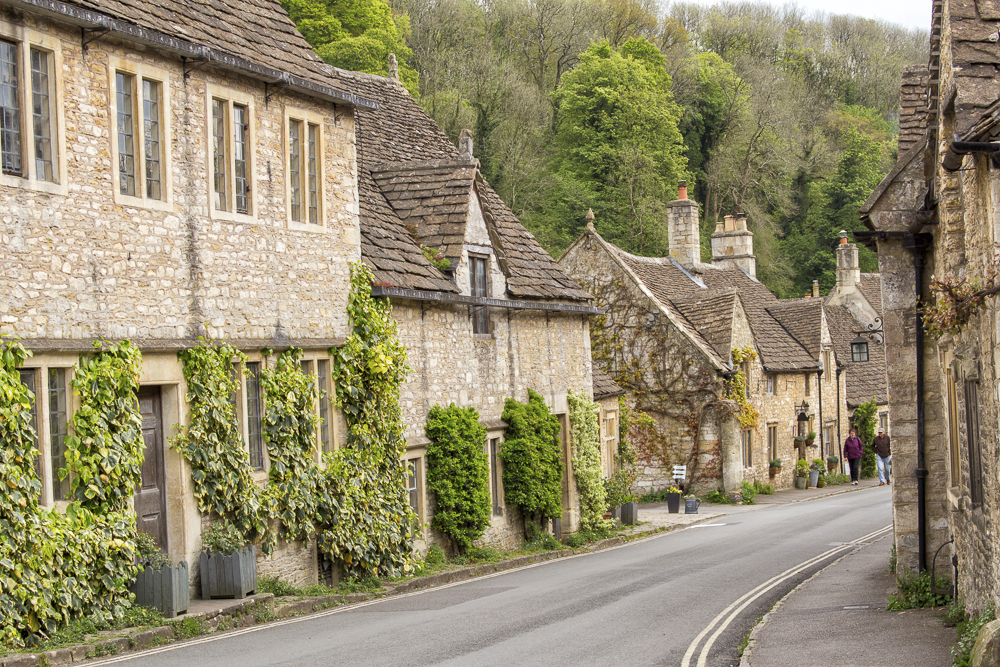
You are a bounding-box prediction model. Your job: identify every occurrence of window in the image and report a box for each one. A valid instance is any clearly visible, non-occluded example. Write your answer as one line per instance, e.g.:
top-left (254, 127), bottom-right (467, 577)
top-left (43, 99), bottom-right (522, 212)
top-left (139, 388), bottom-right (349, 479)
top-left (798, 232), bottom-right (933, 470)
top-left (317, 359), bottom-right (332, 454)
top-left (851, 340), bottom-right (869, 363)
top-left (48, 368), bottom-right (69, 500)
top-left (19, 369), bottom-right (40, 475)
top-left (406, 457), bottom-right (421, 517)
top-left (208, 89), bottom-right (253, 218)
top-left (0, 34), bottom-right (60, 186)
top-left (285, 110), bottom-right (323, 226)
top-left (489, 438), bottom-right (502, 515)
top-left (879, 413), bottom-right (887, 434)
top-left (740, 361), bottom-right (750, 397)
top-left (767, 424), bottom-right (777, 461)
top-left (605, 411), bottom-right (617, 439)
top-left (803, 373), bottom-right (810, 396)
top-left (471, 255), bottom-right (490, 335)
top-left (948, 373), bottom-right (961, 486)
top-left (766, 374), bottom-right (775, 396)
top-left (823, 351), bottom-right (832, 382)
top-left (965, 380), bottom-right (983, 507)
top-left (113, 66), bottom-right (167, 203)
top-left (742, 429), bottom-right (753, 468)
top-left (245, 362), bottom-right (264, 470)
top-left (824, 427), bottom-right (832, 459)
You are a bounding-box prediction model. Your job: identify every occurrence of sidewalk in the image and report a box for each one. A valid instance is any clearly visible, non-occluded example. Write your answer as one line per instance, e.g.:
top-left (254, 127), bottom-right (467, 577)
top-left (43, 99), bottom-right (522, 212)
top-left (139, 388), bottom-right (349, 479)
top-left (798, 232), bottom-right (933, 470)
top-left (741, 531), bottom-right (955, 667)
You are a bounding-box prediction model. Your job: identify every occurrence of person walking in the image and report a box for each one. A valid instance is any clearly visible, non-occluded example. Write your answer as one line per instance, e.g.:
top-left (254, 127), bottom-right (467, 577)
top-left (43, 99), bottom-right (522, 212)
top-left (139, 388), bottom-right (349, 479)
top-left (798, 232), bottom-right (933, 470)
top-left (844, 427), bottom-right (863, 485)
top-left (874, 426), bottom-right (891, 486)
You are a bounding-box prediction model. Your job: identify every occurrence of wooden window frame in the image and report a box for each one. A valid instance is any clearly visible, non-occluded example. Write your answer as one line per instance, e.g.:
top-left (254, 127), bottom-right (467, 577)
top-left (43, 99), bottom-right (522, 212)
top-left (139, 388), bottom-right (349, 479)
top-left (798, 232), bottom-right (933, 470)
top-left (948, 372), bottom-right (961, 487)
top-left (206, 84), bottom-right (255, 222)
top-left (965, 379), bottom-right (983, 508)
top-left (284, 105), bottom-right (325, 231)
top-left (405, 456), bottom-right (422, 520)
top-left (767, 424), bottom-right (777, 461)
top-left (470, 254), bottom-right (490, 336)
top-left (488, 437), bottom-right (503, 516)
top-left (742, 429), bottom-right (753, 468)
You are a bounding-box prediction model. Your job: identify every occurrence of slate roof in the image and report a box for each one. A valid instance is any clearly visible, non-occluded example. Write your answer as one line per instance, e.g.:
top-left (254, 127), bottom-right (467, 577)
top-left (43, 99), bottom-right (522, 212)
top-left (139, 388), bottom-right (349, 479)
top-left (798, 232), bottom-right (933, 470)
top-left (767, 299), bottom-right (824, 358)
top-left (859, 274), bottom-right (884, 315)
top-left (825, 306), bottom-right (888, 407)
top-left (337, 70), bottom-right (591, 301)
top-left (672, 291), bottom-right (739, 362)
top-left (593, 367), bottom-right (625, 401)
top-left (600, 238), bottom-right (818, 372)
top-left (946, 0), bottom-right (1000, 136)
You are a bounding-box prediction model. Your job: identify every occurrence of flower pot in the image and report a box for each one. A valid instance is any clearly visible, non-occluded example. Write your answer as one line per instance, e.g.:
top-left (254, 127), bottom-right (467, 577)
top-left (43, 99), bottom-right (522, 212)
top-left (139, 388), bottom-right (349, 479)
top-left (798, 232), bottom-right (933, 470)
top-left (817, 478), bottom-right (826, 488)
top-left (808, 470), bottom-right (820, 487)
top-left (131, 561), bottom-right (190, 618)
top-left (621, 501), bottom-right (639, 525)
top-left (200, 545), bottom-right (257, 599)
top-left (805, 438), bottom-right (816, 447)
top-left (685, 498), bottom-right (701, 514)
top-left (828, 462), bottom-right (838, 473)
top-left (666, 492), bottom-right (681, 514)
top-left (794, 475), bottom-right (808, 490)
top-left (768, 466), bottom-right (781, 477)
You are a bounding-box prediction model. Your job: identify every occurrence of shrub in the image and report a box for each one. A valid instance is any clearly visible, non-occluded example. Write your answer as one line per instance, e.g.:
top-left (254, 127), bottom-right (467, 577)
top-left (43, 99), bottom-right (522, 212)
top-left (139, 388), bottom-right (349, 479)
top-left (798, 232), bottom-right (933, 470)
top-left (568, 390), bottom-right (613, 533)
top-left (500, 390), bottom-right (564, 529)
top-left (425, 404), bottom-right (491, 553)
top-left (952, 604), bottom-right (996, 667)
top-left (740, 480), bottom-right (757, 505)
top-left (201, 521), bottom-right (246, 555)
top-left (886, 571), bottom-right (951, 610)
top-left (854, 398), bottom-right (878, 478)
top-left (135, 531), bottom-right (171, 570)
top-left (257, 576), bottom-right (302, 597)
top-left (752, 480), bottom-right (774, 495)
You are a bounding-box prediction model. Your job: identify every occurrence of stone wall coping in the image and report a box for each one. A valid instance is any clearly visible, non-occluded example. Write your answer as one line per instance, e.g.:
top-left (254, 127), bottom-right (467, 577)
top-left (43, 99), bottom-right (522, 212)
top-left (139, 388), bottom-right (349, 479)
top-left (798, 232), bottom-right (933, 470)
top-left (371, 285), bottom-right (602, 315)
top-left (17, 338), bottom-right (345, 353)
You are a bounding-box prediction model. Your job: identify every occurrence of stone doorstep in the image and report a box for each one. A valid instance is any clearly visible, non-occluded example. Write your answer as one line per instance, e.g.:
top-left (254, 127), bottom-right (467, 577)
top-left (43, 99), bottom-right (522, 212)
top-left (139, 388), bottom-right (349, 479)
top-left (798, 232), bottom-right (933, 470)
top-left (0, 522), bottom-right (689, 667)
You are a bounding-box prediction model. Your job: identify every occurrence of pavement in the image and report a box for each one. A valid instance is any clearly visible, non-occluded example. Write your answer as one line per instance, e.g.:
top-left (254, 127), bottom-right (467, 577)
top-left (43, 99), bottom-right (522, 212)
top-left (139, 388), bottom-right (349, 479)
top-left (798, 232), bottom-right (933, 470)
top-left (741, 486), bottom-right (956, 667)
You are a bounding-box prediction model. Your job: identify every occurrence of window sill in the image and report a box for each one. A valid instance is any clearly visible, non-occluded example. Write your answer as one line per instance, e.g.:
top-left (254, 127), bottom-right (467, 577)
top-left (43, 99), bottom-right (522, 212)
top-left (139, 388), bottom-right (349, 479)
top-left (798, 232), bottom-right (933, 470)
top-left (209, 208), bottom-right (256, 223)
top-left (113, 191), bottom-right (174, 213)
top-left (0, 172), bottom-right (67, 196)
top-left (473, 333), bottom-right (493, 341)
top-left (947, 485), bottom-right (962, 511)
top-left (288, 219), bottom-right (327, 233)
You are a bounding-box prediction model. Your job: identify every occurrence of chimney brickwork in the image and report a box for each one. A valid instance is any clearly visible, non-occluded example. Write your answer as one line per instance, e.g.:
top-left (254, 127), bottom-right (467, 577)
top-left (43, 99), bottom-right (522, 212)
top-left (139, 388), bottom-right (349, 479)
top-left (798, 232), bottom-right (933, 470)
top-left (710, 213), bottom-right (756, 277)
top-left (836, 238), bottom-right (860, 292)
top-left (898, 65), bottom-right (929, 155)
top-left (667, 181), bottom-right (701, 268)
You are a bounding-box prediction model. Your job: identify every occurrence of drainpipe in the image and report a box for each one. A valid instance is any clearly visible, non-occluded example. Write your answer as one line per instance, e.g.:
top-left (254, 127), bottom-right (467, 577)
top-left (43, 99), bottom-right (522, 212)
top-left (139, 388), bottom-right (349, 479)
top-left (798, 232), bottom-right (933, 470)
top-left (817, 365), bottom-right (824, 458)
top-left (905, 234), bottom-right (931, 572)
top-left (836, 366), bottom-right (843, 475)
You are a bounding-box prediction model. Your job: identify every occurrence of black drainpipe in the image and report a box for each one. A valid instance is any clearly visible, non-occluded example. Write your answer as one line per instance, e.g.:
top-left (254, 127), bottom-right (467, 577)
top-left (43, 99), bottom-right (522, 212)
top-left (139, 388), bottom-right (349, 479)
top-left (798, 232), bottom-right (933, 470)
top-left (817, 366), bottom-right (824, 458)
top-left (836, 366), bottom-right (843, 475)
top-left (906, 233), bottom-right (932, 572)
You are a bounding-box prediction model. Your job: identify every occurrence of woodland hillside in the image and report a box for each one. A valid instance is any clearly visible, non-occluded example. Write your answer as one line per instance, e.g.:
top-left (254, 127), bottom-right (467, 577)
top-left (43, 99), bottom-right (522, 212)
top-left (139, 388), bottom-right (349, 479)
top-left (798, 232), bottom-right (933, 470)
top-left (284, 0), bottom-right (927, 298)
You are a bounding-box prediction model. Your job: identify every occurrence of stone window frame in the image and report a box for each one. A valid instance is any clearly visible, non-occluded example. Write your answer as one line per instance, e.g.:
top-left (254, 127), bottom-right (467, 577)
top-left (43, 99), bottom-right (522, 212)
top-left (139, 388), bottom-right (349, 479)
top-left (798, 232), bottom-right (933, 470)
top-left (765, 373), bottom-right (775, 396)
top-left (947, 368), bottom-right (961, 488)
top-left (469, 253), bottom-right (491, 337)
top-left (283, 104), bottom-right (326, 232)
top-left (485, 432), bottom-right (505, 517)
top-left (295, 351), bottom-right (341, 460)
top-left (964, 378), bottom-right (983, 508)
top-left (742, 428), bottom-right (753, 468)
top-left (0, 23), bottom-right (66, 195)
top-left (766, 422), bottom-right (777, 461)
top-left (108, 57), bottom-right (173, 211)
top-left (205, 83), bottom-right (257, 223)
top-left (16, 361), bottom-right (77, 508)
top-left (402, 445), bottom-right (426, 526)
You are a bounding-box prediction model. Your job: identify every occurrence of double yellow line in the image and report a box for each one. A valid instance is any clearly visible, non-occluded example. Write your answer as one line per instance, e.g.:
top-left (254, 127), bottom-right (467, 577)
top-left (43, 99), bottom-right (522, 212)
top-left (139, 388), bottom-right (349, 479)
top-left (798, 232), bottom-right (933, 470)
top-left (681, 524), bottom-right (893, 667)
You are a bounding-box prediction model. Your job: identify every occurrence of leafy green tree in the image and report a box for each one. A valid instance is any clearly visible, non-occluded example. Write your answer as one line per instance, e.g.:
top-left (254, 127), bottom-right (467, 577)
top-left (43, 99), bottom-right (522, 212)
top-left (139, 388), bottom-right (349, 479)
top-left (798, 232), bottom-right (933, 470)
top-left (425, 404), bottom-right (491, 553)
top-left (853, 398), bottom-right (879, 479)
top-left (283, 0), bottom-right (419, 95)
top-left (500, 390), bottom-right (564, 533)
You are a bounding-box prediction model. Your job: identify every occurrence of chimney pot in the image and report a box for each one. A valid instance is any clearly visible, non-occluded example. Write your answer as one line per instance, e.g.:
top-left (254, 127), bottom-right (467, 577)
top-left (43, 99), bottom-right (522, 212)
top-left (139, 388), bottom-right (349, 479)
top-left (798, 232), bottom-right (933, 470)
top-left (678, 180), bottom-right (688, 200)
top-left (839, 230), bottom-right (848, 244)
top-left (724, 215), bottom-right (735, 232)
top-left (812, 280), bottom-right (820, 298)
top-left (459, 129), bottom-right (473, 159)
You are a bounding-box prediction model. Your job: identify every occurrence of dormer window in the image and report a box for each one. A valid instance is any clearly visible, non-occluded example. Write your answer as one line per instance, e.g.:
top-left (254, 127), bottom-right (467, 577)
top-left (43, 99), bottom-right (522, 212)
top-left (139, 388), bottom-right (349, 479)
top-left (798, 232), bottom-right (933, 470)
top-left (470, 254), bottom-right (490, 335)
top-left (851, 337), bottom-right (869, 362)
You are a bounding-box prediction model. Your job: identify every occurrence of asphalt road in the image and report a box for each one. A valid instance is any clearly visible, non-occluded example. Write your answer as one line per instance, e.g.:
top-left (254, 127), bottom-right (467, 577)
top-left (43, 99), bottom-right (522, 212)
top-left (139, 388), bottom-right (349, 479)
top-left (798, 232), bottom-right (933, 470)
top-left (93, 486), bottom-right (892, 667)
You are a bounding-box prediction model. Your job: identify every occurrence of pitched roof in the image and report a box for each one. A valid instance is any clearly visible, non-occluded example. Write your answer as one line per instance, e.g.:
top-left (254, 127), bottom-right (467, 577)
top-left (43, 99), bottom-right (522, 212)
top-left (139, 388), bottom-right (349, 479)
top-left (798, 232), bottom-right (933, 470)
top-left (337, 70), bottom-right (591, 302)
top-left (859, 274), bottom-right (884, 315)
top-left (593, 367), bottom-right (625, 401)
top-left (767, 299), bottom-right (824, 358)
top-left (825, 305), bottom-right (888, 407)
top-left (598, 237), bottom-right (817, 372)
top-left (672, 291), bottom-right (738, 362)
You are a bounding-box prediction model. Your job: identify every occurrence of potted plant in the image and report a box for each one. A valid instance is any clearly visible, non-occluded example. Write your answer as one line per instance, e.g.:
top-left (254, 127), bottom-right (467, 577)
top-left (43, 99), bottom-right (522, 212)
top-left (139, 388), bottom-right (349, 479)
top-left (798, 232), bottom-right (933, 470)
top-left (130, 532), bottom-right (190, 618)
top-left (805, 430), bottom-right (817, 447)
top-left (827, 455), bottom-right (839, 473)
top-left (808, 458), bottom-right (825, 487)
top-left (817, 472), bottom-right (826, 488)
top-left (768, 458), bottom-right (782, 477)
top-left (200, 520), bottom-right (257, 600)
top-left (665, 485), bottom-right (682, 514)
top-left (794, 459), bottom-right (809, 490)
top-left (605, 469), bottom-right (635, 525)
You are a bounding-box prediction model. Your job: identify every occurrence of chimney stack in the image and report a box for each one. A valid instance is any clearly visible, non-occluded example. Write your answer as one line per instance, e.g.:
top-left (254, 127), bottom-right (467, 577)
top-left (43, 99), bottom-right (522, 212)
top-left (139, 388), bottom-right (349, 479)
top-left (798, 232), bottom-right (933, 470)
top-left (667, 180), bottom-right (701, 268)
top-left (836, 230), bottom-right (860, 291)
top-left (711, 212), bottom-right (756, 277)
top-left (812, 280), bottom-right (820, 298)
top-left (459, 129), bottom-right (474, 160)
top-left (585, 208), bottom-right (595, 232)
top-left (388, 53), bottom-right (399, 81)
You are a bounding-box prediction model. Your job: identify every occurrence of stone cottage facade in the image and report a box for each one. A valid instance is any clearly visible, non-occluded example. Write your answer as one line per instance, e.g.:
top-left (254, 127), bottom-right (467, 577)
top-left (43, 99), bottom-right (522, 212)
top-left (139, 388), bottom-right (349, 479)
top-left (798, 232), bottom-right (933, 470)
top-left (0, 0), bottom-right (378, 590)
top-left (334, 67), bottom-right (600, 547)
top-left (560, 189), bottom-right (848, 494)
top-left (860, 0), bottom-right (1000, 606)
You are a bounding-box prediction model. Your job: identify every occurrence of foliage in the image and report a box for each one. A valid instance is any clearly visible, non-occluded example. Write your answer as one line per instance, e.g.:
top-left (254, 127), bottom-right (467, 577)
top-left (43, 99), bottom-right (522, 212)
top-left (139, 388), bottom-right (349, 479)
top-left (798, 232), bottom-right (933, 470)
top-left (63, 341), bottom-right (144, 511)
top-left (257, 575), bottom-right (302, 598)
top-left (752, 480), bottom-right (774, 495)
top-left (810, 458), bottom-right (825, 471)
top-left (420, 246), bottom-right (451, 272)
top-left (171, 341), bottom-right (268, 550)
top-left (853, 398), bottom-right (878, 478)
top-left (795, 459), bottom-right (809, 477)
top-left (886, 571), bottom-right (951, 610)
top-left (567, 390), bottom-right (613, 533)
top-left (768, 458), bottom-right (782, 468)
top-left (134, 531), bottom-right (171, 571)
top-left (325, 262), bottom-right (417, 577)
top-left (923, 257), bottom-right (1000, 338)
top-left (704, 490), bottom-right (735, 505)
top-left (201, 521), bottom-right (246, 556)
top-left (827, 455), bottom-right (839, 464)
top-left (952, 604), bottom-right (995, 667)
top-left (740, 479), bottom-right (757, 505)
top-left (605, 396), bottom-right (639, 507)
top-left (725, 347), bottom-right (760, 429)
top-left (499, 389), bottom-right (564, 523)
top-left (424, 404), bottom-right (491, 553)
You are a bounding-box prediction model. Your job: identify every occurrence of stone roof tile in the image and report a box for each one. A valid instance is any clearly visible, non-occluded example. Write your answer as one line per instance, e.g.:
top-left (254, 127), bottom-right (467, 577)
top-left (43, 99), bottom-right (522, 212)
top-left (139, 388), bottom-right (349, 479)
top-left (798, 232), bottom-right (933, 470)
top-left (766, 299), bottom-right (824, 358)
top-left (825, 306), bottom-right (888, 407)
top-left (593, 367), bottom-right (625, 400)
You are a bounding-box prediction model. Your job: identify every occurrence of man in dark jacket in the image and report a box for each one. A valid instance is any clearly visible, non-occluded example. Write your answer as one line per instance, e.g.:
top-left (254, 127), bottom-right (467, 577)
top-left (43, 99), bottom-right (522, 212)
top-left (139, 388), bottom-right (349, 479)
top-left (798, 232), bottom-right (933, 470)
top-left (874, 427), bottom-right (891, 486)
top-left (844, 427), bottom-right (863, 485)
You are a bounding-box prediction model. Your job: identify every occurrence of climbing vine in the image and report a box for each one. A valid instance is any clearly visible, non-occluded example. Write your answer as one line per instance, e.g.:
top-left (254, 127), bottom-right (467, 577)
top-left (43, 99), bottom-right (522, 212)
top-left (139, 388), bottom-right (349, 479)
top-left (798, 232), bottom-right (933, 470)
top-left (853, 398), bottom-right (878, 479)
top-left (499, 389), bottom-right (564, 530)
top-left (425, 404), bottom-right (491, 553)
top-left (725, 346), bottom-right (760, 430)
top-left (922, 257), bottom-right (1000, 338)
top-left (567, 389), bottom-right (612, 533)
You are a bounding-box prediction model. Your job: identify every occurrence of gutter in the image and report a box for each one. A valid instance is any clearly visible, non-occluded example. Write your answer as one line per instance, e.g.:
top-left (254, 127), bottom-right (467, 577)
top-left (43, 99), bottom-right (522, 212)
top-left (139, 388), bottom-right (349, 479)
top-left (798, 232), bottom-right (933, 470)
top-left (2, 0), bottom-right (377, 110)
top-left (942, 140), bottom-right (1000, 172)
top-left (370, 285), bottom-right (603, 315)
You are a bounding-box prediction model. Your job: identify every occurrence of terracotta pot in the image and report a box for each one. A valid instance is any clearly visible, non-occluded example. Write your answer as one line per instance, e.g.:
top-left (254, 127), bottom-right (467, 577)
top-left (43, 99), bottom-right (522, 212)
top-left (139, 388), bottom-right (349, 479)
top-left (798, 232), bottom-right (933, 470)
top-left (768, 466), bottom-right (780, 477)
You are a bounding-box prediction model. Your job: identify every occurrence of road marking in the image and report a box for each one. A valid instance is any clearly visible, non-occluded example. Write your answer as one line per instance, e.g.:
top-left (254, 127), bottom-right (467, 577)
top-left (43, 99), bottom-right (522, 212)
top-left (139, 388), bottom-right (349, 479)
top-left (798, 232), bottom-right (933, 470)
top-left (691, 523), bottom-right (727, 527)
top-left (681, 524), bottom-right (892, 667)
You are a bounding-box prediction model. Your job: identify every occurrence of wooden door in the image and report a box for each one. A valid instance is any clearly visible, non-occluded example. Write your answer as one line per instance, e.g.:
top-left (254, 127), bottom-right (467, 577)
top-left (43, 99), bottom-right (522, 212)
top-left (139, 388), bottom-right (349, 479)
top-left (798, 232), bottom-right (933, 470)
top-left (135, 386), bottom-right (168, 549)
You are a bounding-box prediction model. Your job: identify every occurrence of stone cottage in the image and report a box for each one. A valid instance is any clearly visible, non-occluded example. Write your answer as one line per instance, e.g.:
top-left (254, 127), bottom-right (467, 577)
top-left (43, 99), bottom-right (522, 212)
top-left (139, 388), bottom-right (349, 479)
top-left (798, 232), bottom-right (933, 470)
top-left (332, 66), bottom-right (601, 546)
top-left (859, 0), bottom-right (1000, 606)
top-left (559, 187), bottom-right (848, 494)
top-left (0, 0), bottom-right (376, 590)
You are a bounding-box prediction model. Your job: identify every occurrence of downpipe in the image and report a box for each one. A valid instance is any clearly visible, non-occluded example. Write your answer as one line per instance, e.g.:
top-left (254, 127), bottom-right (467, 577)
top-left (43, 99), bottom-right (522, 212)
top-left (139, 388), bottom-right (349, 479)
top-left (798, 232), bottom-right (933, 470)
top-left (906, 234), bottom-right (931, 572)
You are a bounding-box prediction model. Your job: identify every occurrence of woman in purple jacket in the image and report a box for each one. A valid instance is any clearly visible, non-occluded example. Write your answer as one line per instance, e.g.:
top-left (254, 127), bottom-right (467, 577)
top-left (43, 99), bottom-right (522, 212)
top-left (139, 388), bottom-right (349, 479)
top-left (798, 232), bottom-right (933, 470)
top-left (844, 427), bottom-right (864, 485)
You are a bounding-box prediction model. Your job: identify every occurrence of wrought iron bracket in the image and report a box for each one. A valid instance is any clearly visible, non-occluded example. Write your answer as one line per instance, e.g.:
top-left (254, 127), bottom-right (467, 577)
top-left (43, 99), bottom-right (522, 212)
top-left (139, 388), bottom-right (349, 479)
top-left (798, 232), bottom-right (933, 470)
top-left (853, 317), bottom-right (885, 345)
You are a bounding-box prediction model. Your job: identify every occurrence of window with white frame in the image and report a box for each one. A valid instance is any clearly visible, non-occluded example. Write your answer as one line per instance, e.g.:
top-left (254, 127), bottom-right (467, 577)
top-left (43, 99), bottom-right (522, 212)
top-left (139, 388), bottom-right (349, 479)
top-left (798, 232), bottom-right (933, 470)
top-left (285, 108), bottom-right (323, 226)
top-left (111, 61), bottom-right (169, 205)
top-left (0, 30), bottom-right (61, 188)
top-left (207, 88), bottom-right (253, 218)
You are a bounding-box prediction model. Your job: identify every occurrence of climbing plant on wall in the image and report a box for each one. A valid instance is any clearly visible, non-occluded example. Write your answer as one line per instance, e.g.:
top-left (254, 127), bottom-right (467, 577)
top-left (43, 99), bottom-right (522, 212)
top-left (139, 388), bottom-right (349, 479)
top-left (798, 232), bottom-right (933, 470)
top-left (425, 404), bottom-right (491, 553)
top-left (323, 262), bottom-right (417, 577)
top-left (853, 398), bottom-right (878, 479)
top-left (499, 389), bottom-right (563, 533)
top-left (172, 341), bottom-right (268, 550)
top-left (604, 395), bottom-right (639, 507)
top-left (725, 346), bottom-right (760, 430)
top-left (567, 389), bottom-right (612, 534)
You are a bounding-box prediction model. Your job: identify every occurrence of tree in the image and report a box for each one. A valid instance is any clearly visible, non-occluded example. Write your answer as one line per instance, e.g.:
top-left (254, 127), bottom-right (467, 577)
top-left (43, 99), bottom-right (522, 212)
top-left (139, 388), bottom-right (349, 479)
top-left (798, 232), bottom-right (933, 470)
top-left (283, 0), bottom-right (420, 95)
top-left (853, 398), bottom-right (878, 479)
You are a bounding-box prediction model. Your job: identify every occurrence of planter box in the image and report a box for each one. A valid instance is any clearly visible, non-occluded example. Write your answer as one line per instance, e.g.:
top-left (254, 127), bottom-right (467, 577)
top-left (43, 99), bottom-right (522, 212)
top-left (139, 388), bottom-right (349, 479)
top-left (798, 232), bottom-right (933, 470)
top-left (768, 466), bottom-right (781, 477)
top-left (131, 561), bottom-right (190, 618)
top-left (828, 463), bottom-right (839, 473)
top-left (794, 476), bottom-right (808, 490)
top-left (200, 546), bottom-right (257, 599)
top-left (621, 501), bottom-right (639, 525)
top-left (666, 492), bottom-right (681, 514)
